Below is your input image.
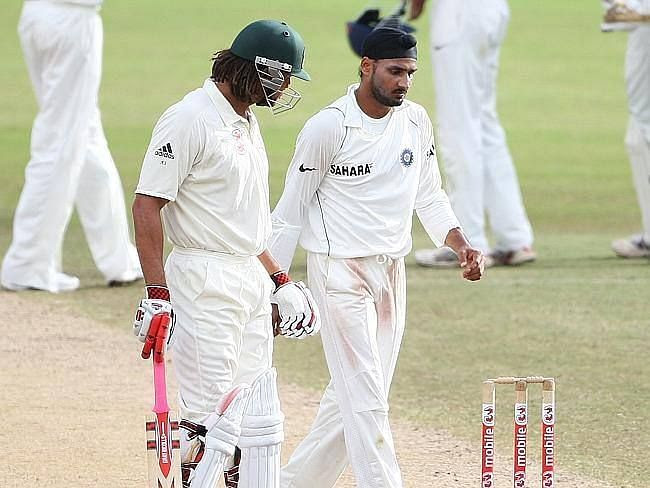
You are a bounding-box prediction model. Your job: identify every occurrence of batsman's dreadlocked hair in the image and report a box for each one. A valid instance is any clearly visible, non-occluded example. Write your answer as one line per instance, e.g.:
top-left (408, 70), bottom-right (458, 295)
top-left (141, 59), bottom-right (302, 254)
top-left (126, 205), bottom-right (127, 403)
top-left (211, 49), bottom-right (264, 104)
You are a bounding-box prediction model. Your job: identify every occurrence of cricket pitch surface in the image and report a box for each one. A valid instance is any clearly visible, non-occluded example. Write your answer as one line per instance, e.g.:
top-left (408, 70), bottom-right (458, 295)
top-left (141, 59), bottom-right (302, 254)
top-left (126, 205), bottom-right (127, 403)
top-left (0, 292), bottom-right (615, 487)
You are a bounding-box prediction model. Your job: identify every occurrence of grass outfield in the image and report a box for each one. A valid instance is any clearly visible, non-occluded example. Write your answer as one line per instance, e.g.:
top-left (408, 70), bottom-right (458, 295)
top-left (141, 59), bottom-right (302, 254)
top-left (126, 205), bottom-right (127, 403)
top-left (1, 1), bottom-right (648, 486)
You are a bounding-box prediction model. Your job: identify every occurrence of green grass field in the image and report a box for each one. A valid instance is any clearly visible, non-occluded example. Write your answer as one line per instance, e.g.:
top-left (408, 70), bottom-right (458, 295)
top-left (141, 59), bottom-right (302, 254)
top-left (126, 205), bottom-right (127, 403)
top-left (1, 1), bottom-right (648, 486)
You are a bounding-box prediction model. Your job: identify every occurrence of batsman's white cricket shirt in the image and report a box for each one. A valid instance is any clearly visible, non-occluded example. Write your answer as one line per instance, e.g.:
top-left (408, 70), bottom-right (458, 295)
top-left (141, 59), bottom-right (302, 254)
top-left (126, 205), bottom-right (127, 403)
top-left (136, 79), bottom-right (271, 256)
top-left (269, 84), bottom-right (460, 270)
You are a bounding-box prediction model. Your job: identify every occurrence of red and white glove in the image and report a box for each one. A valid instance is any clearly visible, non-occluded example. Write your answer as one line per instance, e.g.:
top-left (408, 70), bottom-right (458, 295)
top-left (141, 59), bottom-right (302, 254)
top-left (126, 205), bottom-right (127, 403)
top-left (133, 285), bottom-right (177, 350)
top-left (270, 271), bottom-right (321, 339)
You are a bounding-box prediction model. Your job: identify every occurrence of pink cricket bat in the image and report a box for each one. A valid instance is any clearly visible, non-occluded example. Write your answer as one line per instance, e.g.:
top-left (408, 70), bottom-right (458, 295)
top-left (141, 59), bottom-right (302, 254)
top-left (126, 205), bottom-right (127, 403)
top-left (142, 313), bottom-right (181, 488)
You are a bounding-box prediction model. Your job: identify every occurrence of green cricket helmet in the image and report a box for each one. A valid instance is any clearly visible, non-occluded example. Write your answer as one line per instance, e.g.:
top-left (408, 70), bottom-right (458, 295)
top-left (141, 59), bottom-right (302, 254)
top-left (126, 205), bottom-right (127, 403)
top-left (231, 20), bottom-right (309, 114)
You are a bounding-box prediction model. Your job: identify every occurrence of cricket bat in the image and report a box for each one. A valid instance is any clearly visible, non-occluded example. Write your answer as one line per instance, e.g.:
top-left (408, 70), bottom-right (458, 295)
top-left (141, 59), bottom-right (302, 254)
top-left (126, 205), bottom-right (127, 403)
top-left (142, 313), bottom-right (182, 488)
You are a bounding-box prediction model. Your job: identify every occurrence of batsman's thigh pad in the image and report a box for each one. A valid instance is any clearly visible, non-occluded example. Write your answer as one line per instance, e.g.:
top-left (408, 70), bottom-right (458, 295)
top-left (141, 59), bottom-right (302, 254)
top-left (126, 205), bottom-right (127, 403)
top-left (189, 384), bottom-right (252, 488)
top-left (238, 368), bottom-right (284, 488)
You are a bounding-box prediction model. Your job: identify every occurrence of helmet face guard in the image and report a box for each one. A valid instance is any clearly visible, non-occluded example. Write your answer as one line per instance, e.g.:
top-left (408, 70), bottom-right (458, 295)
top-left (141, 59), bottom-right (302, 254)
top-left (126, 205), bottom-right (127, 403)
top-left (255, 56), bottom-right (302, 115)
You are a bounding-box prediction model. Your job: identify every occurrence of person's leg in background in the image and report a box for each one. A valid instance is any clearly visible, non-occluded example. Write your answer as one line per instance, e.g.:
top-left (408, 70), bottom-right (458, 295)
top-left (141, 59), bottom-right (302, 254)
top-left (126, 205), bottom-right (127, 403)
top-left (415, 0), bottom-right (488, 267)
top-left (2, 3), bottom-right (96, 292)
top-left (74, 11), bottom-right (141, 284)
top-left (481, 0), bottom-right (535, 265)
top-left (612, 25), bottom-right (650, 258)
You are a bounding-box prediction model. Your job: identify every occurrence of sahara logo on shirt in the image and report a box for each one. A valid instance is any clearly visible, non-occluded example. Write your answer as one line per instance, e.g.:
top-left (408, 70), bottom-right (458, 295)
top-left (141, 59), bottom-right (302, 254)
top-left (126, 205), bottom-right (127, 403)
top-left (329, 162), bottom-right (374, 177)
top-left (400, 148), bottom-right (414, 167)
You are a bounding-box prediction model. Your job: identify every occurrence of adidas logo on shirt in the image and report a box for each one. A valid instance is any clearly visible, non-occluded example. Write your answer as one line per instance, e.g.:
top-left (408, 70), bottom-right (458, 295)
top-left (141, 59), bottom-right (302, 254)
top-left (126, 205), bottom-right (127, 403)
top-left (154, 143), bottom-right (175, 159)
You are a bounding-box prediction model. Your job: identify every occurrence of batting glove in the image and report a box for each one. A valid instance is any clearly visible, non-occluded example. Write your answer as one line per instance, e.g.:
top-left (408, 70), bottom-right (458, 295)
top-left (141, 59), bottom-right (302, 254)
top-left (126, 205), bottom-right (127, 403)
top-left (133, 285), bottom-right (177, 349)
top-left (270, 272), bottom-right (321, 339)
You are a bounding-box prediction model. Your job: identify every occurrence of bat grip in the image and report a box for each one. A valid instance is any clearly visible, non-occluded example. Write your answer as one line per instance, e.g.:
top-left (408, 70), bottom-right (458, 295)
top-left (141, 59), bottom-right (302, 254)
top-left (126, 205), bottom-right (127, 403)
top-left (152, 355), bottom-right (170, 413)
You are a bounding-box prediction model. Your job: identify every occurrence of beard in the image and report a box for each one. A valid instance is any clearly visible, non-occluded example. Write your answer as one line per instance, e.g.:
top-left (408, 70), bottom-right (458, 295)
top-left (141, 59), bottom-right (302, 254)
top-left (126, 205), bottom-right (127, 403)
top-left (370, 74), bottom-right (406, 107)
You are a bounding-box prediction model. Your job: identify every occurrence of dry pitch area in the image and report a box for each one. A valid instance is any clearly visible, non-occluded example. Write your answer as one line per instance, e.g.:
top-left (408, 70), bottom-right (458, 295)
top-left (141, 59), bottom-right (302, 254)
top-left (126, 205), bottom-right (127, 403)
top-left (1, 292), bottom-right (614, 488)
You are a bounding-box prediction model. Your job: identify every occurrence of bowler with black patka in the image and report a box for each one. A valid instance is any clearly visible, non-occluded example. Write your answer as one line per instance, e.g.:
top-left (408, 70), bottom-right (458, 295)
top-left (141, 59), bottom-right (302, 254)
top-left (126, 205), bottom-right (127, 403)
top-left (266, 27), bottom-right (483, 488)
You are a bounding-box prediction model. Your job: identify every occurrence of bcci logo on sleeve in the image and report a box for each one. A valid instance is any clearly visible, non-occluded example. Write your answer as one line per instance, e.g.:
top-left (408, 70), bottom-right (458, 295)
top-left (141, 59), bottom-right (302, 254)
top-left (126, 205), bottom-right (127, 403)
top-left (400, 148), bottom-right (414, 167)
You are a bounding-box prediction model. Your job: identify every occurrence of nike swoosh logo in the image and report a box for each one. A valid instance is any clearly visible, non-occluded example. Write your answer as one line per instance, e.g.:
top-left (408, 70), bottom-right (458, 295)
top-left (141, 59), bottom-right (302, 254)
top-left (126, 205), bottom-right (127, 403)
top-left (299, 163), bottom-right (317, 172)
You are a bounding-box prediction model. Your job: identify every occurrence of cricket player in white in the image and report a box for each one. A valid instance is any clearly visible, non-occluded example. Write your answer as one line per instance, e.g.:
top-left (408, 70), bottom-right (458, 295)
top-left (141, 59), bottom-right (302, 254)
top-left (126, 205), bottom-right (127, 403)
top-left (1, 0), bottom-right (142, 292)
top-left (409, 0), bottom-right (536, 268)
top-left (269, 28), bottom-right (485, 487)
top-left (131, 21), bottom-right (320, 488)
top-left (602, 0), bottom-right (650, 258)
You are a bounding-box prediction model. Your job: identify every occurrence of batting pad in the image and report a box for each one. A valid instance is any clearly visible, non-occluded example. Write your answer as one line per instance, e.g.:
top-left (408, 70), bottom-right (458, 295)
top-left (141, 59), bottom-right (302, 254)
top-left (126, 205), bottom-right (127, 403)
top-left (189, 385), bottom-right (252, 488)
top-left (238, 368), bottom-right (285, 488)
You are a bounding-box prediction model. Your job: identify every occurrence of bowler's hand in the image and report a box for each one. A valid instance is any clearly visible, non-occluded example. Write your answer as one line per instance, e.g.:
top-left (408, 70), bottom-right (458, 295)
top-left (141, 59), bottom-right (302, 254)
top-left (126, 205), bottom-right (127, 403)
top-left (457, 247), bottom-right (485, 281)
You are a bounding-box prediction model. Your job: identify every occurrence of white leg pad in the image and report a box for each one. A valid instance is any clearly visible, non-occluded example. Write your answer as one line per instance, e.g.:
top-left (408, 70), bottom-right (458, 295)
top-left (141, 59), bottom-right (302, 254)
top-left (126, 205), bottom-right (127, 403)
top-left (189, 384), bottom-right (252, 488)
top-left (238, 368), bottom-right (284, 488)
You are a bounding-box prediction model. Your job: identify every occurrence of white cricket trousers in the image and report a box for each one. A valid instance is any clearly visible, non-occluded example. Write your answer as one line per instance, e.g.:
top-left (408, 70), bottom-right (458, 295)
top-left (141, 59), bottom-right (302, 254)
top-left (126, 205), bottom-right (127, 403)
top-left (281, 253), bottom-right (406, 488)
top-left (430, 0), bottom-right (533, 253)
top-left (1, 1), bottom-right (139, 290)
top-left (166, 247), bottom-right (274, 423)
top-left (624, 25), bottom-right (650, 242)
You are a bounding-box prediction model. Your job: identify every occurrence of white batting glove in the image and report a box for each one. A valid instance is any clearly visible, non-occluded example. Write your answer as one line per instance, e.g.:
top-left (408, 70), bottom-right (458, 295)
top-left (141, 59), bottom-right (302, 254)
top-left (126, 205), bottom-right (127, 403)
top-left (133, 285), bottom-right (177, 348)
top-left (270, 272), bottom-right (321, 339)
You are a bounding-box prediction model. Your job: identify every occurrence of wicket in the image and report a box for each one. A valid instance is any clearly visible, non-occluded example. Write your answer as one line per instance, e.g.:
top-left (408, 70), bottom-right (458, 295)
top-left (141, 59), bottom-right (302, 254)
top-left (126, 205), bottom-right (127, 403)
top-left (481, 377), bottom-right (556, 488)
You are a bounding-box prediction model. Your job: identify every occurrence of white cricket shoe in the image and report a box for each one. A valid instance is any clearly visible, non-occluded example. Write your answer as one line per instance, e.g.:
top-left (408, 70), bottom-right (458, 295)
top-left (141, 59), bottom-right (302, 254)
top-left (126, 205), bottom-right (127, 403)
top-left (414, 247), bottom-right (459, 268)
top-left (611, 234), bottom-right (650, 258)
top-left (486, 247), bottom-right (537, 267)
top-left (1, 272), bottom-right (80, 292)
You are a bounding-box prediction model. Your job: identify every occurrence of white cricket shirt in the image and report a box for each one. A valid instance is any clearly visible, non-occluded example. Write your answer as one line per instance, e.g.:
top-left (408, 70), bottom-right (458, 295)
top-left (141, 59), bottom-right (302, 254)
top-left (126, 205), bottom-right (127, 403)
top-left (269, 84), bottom-right (460, 270)
top-left (136, 79), bottom-right (271, 257)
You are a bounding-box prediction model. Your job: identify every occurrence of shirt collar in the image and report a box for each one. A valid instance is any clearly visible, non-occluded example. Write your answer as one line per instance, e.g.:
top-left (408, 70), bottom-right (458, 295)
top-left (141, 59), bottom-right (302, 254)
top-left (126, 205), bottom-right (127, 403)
top-left (202, 78), bottom-right (251, 127)
top-left (342, 84), bottom-right (363, 128)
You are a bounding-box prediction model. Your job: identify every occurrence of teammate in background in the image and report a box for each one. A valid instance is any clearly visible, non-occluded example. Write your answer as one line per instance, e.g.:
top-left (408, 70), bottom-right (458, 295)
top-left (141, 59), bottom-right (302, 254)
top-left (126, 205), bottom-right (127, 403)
top-left (602, 0), bottom-right (650, 258)
top-left (1, 0), bottom-right (142, 292)
top-left (131, 21), bottom-right (320, 488)
top-left (269, 28), bottom-right (484, 488)
top-left (409, 0), bottom-right (536, 268)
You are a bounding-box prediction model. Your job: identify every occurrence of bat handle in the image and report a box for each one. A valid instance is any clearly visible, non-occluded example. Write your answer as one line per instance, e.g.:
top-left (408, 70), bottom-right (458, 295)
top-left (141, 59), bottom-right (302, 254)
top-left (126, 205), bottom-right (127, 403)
top-left (152, 353), bottom-right (170, 413)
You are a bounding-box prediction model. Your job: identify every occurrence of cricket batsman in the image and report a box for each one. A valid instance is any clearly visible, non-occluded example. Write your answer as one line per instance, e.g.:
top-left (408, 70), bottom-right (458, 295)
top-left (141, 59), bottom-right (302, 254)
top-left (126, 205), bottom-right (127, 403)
top-left (131, 20), bottom-right (320, 488)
